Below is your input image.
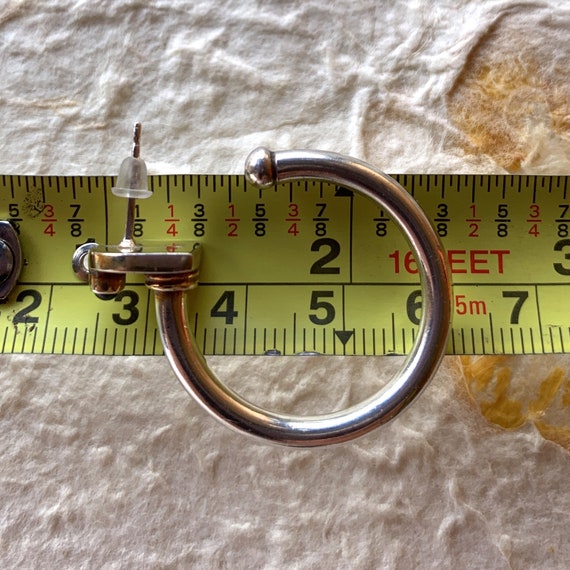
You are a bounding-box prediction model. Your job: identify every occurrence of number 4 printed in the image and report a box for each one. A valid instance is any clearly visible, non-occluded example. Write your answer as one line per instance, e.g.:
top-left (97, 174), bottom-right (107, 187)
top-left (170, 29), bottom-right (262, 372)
top-left (210, 291), bottom-right (238, 324)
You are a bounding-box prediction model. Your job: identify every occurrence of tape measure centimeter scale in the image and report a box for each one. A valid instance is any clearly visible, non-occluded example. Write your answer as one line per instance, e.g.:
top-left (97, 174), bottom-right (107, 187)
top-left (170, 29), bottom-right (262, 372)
top-left (0, 173), bottom-right (568, 357)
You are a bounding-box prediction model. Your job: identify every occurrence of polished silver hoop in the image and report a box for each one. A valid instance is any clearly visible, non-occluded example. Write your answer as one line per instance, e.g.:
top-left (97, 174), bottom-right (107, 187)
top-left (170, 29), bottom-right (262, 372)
top-left (154, 148), bottom-right (452, 447)
top-left (73, 131), bottom-right (450, 446)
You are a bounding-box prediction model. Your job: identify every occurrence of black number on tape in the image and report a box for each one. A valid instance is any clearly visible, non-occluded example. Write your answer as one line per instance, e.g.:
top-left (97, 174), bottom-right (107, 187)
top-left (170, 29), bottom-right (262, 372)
top-left (112, 290), bottom-right (140, 325)
top-left (309, 291), bottom-right (335, 325)
top-left (406, 289), bottom-right (422, 326)
top-left (13, 290), bottom-right (42, 324)
top-left (554, 239), bottom-right (570, 276)
top-left (210, 290), bottom-right (238, 325)
top-left (502, 291), bottom-right (529, 324)
top-left (310, 238), bottom-right (340, 274)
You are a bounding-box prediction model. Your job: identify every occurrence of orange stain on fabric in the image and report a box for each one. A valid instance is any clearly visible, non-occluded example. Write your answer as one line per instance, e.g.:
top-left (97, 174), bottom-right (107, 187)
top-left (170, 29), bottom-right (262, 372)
top-left (461, 356), bottom-right (570, 450)
top-left (447, 22), bottom-right (570, 171)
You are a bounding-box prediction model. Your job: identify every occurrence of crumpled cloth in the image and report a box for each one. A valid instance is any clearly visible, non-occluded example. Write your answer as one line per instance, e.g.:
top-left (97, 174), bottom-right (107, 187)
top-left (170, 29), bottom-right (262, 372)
top-left (1, 1), bottom-right (569, 568)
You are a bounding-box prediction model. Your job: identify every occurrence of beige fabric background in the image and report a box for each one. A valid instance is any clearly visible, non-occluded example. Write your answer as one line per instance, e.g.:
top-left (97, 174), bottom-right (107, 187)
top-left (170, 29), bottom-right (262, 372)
top-left (0, 1), bottom-right (569, 568)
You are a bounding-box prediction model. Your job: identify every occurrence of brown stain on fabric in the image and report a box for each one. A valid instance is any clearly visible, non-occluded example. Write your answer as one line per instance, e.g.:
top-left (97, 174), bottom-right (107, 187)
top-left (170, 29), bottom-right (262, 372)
top-left (447, 17), bottom-right (570, 171)
top-left (461, 356), bottom-right (570, 451)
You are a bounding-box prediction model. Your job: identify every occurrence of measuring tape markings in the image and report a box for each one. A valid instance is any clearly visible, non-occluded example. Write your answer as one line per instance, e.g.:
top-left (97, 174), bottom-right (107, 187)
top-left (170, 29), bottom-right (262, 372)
top-left (1, 174), bottom-right (569, 355)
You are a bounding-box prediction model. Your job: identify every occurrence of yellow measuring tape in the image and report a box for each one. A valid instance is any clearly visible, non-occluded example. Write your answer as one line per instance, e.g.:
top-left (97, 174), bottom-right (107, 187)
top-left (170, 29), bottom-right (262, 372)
top-left (0, 173), bottom-right (568, 356)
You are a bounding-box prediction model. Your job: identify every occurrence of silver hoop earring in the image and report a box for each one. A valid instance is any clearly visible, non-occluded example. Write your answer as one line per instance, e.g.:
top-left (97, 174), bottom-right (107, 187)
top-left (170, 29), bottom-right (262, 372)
top-left (75, 138), bottom-right (452, 447)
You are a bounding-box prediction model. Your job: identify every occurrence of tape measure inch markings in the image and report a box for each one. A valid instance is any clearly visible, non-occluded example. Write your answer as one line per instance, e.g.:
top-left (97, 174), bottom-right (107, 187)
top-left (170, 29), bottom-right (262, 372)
top-left (0, 173), bottom-right (568, 356)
